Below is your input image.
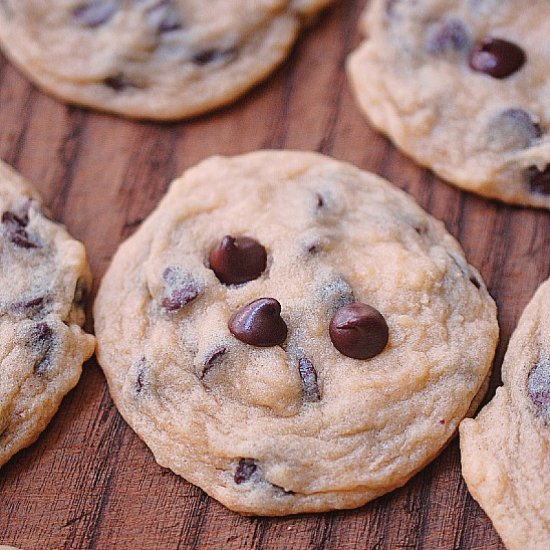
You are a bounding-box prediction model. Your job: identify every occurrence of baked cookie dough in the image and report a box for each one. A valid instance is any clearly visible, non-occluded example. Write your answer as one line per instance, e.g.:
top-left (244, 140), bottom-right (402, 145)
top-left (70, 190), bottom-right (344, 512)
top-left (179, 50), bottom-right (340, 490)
top-left (347, 0), bottom-right (550, 208)
top-left (0, 0), bottom-right (333, 120)
top-left (460, 278), bottom-right (550, 550)
top-left (94, 151), bottom-right (498, 515)
top-left (0, 161), bottom-right (95, 468)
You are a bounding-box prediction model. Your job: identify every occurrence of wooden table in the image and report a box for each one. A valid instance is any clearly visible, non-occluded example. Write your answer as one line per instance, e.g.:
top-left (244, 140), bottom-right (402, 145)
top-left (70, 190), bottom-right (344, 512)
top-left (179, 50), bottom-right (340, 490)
top-left (1, 2), bottom-right (546, 548)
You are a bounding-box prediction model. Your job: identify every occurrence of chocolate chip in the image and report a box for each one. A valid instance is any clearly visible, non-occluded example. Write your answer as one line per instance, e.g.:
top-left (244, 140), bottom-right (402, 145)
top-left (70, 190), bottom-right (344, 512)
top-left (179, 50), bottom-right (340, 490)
top-left (209, 236), bottom-right (267, 285)
top-left (192, 48), bottom-right (237, 66)
top-left (234, 458), bottom-right (258, 484)
top-left (329, 303), bottom-right (388, 360)
top-left (315, 193), bottom-right (325, 209)
top-left (103, 73), bottom-right (137, 91)
top-left (228, 298), bottom-right (287, 347)
top-left (2, 210), bottom-right (38, 249)
top-left (469, 37), bottom-right (526, 79)
top-left (30, 322), bottom-right (54, 374)
top-left (161, 267), bottom-right (201, 311)
top-left (135, 359), bottom-right (146, 394)
top-left (528, 360), bottom-right (550, 416)
top-left (469, 276), bottom-right (481, 290)
top-left (12, 295), bottom-right (45, 314)
top-left (526, 165), bottom-right (550, 196)
top-left (298, 357), bottom-right (320, 402)
top-left (426, 18), bottom-right (470, 54)
top-left (201, 346), bottom-right (227, 379)
top-left (72, 0), bottom-right (119, 28)
top-left (488, 109), bottom-right (542, 151)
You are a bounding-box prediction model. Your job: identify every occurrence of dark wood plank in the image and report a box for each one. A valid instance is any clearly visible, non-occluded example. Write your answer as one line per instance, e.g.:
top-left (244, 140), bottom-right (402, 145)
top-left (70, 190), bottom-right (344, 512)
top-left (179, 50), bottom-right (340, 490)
top-left (0, 0), bottom-right (543, 548)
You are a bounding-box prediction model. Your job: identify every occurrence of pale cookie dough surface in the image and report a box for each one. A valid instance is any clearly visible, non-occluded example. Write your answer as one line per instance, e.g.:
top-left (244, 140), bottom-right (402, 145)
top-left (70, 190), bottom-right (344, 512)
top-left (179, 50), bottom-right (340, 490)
top-left (347, 0), bottom-right (550, 208)
top-left (0, 161), bottom-right (95, 468)
top-left (94, 150), bottom-right (498, 515)
top-left (0, 0), bottom-right (333, 120)
top-left (460, 279), bottom-right (550, 550)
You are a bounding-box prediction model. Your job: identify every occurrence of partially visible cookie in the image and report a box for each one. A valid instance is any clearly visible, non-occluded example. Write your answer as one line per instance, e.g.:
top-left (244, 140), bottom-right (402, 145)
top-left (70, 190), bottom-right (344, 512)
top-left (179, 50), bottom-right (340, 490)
top-left (0, 161), bottom-right (95, 468)
top-left (347, 0), bottom-right (550, 208)
top-left (0, 0), bottom-right (334, 120)
top-left (94, 150), bottom-right (498, 515)
top-left (460, 278), bottom-right (550, 550)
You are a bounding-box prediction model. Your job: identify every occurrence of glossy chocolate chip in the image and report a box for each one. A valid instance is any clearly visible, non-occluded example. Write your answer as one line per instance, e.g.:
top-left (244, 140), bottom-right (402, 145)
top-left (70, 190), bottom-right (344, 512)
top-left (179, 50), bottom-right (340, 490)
top-left (528, 361), bottom-right (550, 416)
top-left (209, 236), bottom-right (267, 285)
top-left (329, 303), bottom-right (388, 360)
top-left (469, 37), bottom-right (526, 79)
top-left (201, 346), bottom-right (227, 379)
top-left (161, 267), bottom-right (201, 311)
top-left (426, 18), bottom-right (469, 54)
top-left (526, 165), bottom-right (550, 196)
top-left (228, 298), bottom-right (287, 347)
top-left (488, 108), bottom-right (542, 151)
top-left (73, 0), bottom-right (118, 28)
top-left (234, 458), bottom-right (257, 484)
top-left (2, 211), bottom-right (38, 249)
top-left (298, 357), bottom-right (320, 402)
top-left (192, 48), bottom-right (237, 66)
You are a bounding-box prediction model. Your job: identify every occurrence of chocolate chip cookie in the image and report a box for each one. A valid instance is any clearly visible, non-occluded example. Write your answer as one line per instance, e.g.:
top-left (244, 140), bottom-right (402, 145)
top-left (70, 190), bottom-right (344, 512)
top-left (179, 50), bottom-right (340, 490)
top-left (94, 151), bottom-right (498, 515)
top-left (0, 0), bottom-right (333, 120)
top-left (347, 0), bottom-right (550, 208)
top-left (0, 160), bottom-right (95, 468)
top-left (460, 278), bottom-right (550, 549)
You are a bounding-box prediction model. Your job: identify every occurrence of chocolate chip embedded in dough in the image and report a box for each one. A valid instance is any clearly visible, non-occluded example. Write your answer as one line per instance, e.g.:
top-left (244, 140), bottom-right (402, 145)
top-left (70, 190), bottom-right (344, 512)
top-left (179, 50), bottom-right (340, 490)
top-left (426, 18), bottom-right (470, 54)
top-left (329, 303), bottom-right (389, 360)
top-left (161, 267), bottom-right (201, 312)
top-left (526, 166), bottom-right (550, 196)
top-left (209, 236), bottom-right (267, 285)
top-left (103, 73), bottom-right (138, 91)
top-left (469, 37), bottom-right (526, 79)
top-left (488, 108), bottom-right (542, 151)
top-left (2, 211), bottom-right (38, 249)
top-left (30, 322), bottom-right (54, 374)
top-left (228, 298), bottom-right (287, 347)
top-left (192, 48), bottom-right (237, 66)
top-left (298, 357), bottom-right (320, 402)
top-left (72, 0), bottom-right (119, 28)
top-left (234, 458), bottom-right (258, 484)
top-left (200, 346), bottom-right (227, 379)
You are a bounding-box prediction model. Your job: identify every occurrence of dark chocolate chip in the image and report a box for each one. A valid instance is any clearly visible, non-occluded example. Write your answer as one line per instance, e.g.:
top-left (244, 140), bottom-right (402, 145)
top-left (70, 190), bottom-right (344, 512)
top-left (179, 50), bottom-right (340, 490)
top-left (469, 37), bottom-right (526, 79)
top-left (329, 303), bottom-right (388, 360)
top-left (526, 165), bottom-right (550, 196)
top-left (426, 18), bottom-right (469, 54)
top-left (469, 276), bottom-right (481, 290)
top-left (488, 108), bottom-right (542, 151)
top-left (12, 295), bottom-right (45, 314)
top-left (30, 322), bottom-right (54, 374)
top-left (104, 73), bottom-right (137, 91)
top-left (2, 210), bottom-right (38, 249)
top-left (228, 298), bottom-right (287, 347)
top-left (234, 458), bottom-right (257, 484)
top-left (201, 346), bottom-right (227, 379)
top-left (161, 267), bottom-right (201, 311)
top-left (209, 235), bottom-right (267, 285)
top-left (315, 193), bottom-right (325, 209)
top-left (192, 47), bottom-right (237, 66)
top-left (72, 0), bottom-right (119, 28)
top-left (298, 357), bottom-right (320, 402)
top-left (528, 360), bottom-right (550, 416)
top-left (135, 358), bottom-right (147, 394)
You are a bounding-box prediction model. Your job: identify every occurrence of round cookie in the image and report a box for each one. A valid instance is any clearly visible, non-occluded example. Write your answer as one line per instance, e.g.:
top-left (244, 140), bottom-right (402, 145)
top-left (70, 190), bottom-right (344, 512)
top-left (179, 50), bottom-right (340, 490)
top-left (460, 278), bottom-right (550, 550)
top-left (94, 151), bottom-right (498, 515)
top-left (0, 0), bottom-right (333, 120)
top-left (0, 160), bottom-right (95, 468)
top-left (347, 0), bottom-right (550, 208)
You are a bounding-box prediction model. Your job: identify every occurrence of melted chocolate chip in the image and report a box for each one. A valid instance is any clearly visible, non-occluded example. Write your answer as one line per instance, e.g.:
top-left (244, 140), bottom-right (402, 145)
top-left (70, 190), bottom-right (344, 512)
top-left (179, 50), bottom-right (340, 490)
top-left (298, 357), bottom-right (320, 402)
top-left (161, 267), bottom-right (201, 311)
top-left (526, 165), bottom-right (550, 196)
top-left (469, 37), bottom-right (526, 79)
top-left (234, 458), bottom-right (257, 484)
top-left (201, 346), bottom-right (227, 379)
top-left (488, 108), bottom-right (541, 151)
top-left (73, 0), bottom-right (119, 28)
top-left (426, 18), bottom-right (469, 54)
top-left (192, 48), bottom-right (237, 66)
top-left (228, 298), bottom-right (287, 347)
top-left (209, 236), bottom-right (267, 285)
top-left (2, 210), bottom-right (38, 249)
top-left (528, 360), bottom-right (550, 416)
top-left (329, 303), bottom-right (388, 360)
top-left (30, 322), bottom-right (54, 374)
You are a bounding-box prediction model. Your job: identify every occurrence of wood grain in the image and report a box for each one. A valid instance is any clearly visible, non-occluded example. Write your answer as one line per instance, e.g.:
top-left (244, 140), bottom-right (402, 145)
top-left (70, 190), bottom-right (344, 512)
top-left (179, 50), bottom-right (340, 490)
top-left (0, 1), bottom-right (545, 548)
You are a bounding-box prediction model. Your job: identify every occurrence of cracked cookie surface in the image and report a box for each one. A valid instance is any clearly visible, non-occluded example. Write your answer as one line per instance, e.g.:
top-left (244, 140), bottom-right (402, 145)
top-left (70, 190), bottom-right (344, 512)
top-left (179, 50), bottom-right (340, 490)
top-left (0, 0), bottom-right (333, 120)
top-left (347, 0), bottom-right (550, 208)
top-left (94, 150), bottom-right (498, 515)
top-left (460, 278), bottom-right (550, 550)
top-left (0, 160), bottom-right (95, 468)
